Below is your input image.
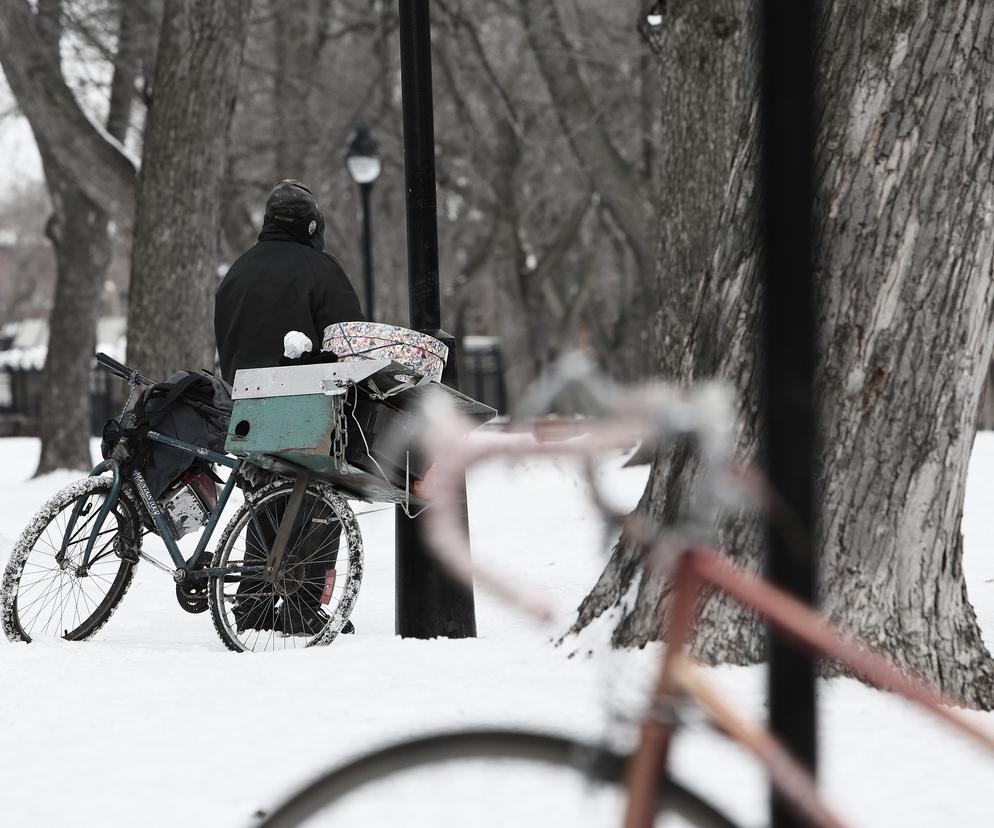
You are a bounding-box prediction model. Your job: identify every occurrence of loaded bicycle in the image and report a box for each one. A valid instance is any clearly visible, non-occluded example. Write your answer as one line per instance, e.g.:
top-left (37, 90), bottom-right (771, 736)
top-left (0, 323), bottom-right (492, 653)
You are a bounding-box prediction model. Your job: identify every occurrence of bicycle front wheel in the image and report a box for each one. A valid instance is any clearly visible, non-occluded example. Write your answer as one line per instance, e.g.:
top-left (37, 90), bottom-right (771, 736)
top-left (1, 476), bottom-right (140, 643)
top-left (255, 729), bottom-right (739, 828)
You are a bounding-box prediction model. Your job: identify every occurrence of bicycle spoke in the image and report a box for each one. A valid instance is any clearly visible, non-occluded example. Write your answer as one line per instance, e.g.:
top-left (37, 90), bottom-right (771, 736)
top-left (16, 574), bottom-right (64, 616)
top-left (20, 575), bottom-right (65, 634)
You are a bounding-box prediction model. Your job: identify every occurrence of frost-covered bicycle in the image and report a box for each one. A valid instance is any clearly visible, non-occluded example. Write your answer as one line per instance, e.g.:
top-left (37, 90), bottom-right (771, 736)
top-left (1, 352), bottom-right (363, 653)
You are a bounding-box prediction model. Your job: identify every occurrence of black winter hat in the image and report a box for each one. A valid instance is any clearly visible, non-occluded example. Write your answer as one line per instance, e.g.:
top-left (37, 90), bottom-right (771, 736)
top-left (264, 179), bottom-right (325, 249)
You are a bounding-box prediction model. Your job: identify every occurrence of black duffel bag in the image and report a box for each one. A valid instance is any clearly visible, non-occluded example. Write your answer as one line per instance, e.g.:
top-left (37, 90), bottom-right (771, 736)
top-left (102, 370), bottom-right (232, 500)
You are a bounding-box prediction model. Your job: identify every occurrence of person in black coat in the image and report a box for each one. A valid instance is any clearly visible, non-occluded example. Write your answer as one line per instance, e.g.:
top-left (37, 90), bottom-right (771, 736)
top-left (215, 179), bottom-right (364, 385)
top-left (215, 180), bottom-right (363, 637)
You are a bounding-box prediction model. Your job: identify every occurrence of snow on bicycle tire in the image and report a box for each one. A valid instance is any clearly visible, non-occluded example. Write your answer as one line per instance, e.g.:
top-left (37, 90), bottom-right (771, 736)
top-left (208, 478), bottom-right (363, 653)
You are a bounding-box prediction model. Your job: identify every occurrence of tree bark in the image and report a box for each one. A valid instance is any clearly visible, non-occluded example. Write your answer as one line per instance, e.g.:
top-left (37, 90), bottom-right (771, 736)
top-left (126, 0), bottom-right (249, 382)
top-left (35, 141), bottom-right (111, 473)
top-left (574, 0), bottom-right (755, 635)
top-left (575, 1), bottom-right (994, 708)
top-left (979, 363), bottom-right (994, 430)
top-left (644, 3), bottom-right (753, 379)
top-left (811, 0), bottom-right (994, 706)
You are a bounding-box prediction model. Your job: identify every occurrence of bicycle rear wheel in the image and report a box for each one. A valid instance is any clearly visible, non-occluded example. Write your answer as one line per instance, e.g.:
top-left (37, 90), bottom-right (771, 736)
top-left (209, 478), bottom-right (363, 653)
top-left (255, 729), bottom-right (739, 828)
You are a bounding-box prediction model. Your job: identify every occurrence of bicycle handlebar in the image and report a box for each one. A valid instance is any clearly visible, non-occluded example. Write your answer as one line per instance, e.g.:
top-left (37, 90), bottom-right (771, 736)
top-left (413, 363), bottom-right (744, 622)
top-left (95, 352), bottom-right (152, 386)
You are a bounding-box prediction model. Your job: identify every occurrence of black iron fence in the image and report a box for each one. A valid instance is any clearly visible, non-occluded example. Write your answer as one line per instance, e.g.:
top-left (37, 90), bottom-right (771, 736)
top-left (0, 364), bottom-right (120, 437)
top-left (460, 337), bottom-right (507, 416)
top-left (0, 339), bottom-right (508, 438)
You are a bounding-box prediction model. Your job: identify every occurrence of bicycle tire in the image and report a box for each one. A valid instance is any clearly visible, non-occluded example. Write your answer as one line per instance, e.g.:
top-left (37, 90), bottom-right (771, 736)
top-left (254, 729), bottom-right (740, 828)
top-left (1, 476), bottom-right (141, 643)
top-left (209, 478), bottom-right (363, 653)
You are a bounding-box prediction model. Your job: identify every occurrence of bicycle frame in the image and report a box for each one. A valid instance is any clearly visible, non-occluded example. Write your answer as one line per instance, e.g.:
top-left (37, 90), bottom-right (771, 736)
top-left (69, 430), bottom-right (243, 580)
top-left (622, 546), bottom-right (994, 828)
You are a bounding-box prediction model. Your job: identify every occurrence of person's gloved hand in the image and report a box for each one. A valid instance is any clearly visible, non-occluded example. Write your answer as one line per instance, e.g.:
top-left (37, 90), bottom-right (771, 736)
top-left (283, 331), bottom-right (313, 359)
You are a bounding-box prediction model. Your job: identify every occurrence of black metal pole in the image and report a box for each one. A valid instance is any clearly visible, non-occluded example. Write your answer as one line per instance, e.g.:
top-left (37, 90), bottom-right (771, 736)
top-left (360, 183), bottom-right (375, 321)
top-left (759, 3), bottom-right (818, 827)
top-left (397, 0), bottom-right (439, 332)
top-left (395, 0), bottom-right (476, 639)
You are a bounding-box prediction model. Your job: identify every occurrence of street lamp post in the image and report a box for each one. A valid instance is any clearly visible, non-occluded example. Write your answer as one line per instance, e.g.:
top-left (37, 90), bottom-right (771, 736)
top-left (345, 126), bottom-right (382, 320)
top-left (394, 0), bottom-right (477, 639)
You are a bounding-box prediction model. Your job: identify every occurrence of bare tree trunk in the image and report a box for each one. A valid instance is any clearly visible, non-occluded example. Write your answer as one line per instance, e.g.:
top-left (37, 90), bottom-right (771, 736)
top-left (126, 0), bottom-right (249, 381)
top-left (575, 1), bottom-right (994, 708)
top-left (574, 0), bottom-right (755, 632)
top-left (35, 145), bottom-right (110, 472)
top-left (30, 0), bottom-right (141, 474)
top-left (644, 4), bottom-right (752, 379)
top-left (811, 0), bottom-right (994, 706)
top-left (489, 121), bottom-right (541, 404)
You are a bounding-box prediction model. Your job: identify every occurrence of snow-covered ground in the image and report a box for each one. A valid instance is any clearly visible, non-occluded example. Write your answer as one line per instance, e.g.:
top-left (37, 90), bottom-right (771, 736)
top-left (2, 434), bottom-right (994, 826)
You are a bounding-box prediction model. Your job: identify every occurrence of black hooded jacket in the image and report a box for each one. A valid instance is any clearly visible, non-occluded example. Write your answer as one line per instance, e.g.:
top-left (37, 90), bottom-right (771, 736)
top-left (214, 221), bottom-right (364, 385)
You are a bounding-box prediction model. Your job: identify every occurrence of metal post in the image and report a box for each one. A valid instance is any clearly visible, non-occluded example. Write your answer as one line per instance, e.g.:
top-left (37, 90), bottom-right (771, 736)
top-left (759, 2), bottom-right (818, 826)
top-left (360, 183), bottom-right (375, 321)
top-left (395, 0), bottom-right (476, 638)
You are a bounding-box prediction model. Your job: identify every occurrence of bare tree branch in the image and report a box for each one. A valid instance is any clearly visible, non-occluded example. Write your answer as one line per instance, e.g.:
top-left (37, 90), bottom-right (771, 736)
top-left (516, 0), bottom-right (654, 282)
top-left (0, 0), bottom-right (137, 227)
